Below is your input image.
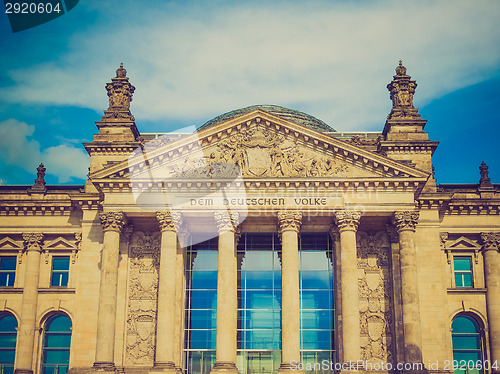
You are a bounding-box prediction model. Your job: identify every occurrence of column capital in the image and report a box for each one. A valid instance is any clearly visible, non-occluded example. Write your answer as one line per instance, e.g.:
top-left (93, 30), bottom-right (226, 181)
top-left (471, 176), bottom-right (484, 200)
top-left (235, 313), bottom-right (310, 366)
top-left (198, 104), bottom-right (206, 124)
top-left (392, 211), bottom-right (419, 232)
top-left (99, 212), bottom-right (127, 232)
top-left (214, 210), bottom-right (239, 233)
top-left (481, 232), bottom-right (500, 252)
top-left (157, 211), bottom-right (183, 232)
top-left (22, 233), bottom-right (44, 252)
top-left (334, 210), bottom-right (361, 232)
top-left (277, 210), bottom-right (302, 234)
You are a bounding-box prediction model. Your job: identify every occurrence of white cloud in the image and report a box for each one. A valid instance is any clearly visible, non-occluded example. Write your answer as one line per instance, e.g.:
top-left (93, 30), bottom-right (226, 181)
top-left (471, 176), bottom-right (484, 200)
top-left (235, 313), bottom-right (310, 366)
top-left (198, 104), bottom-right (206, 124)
top-left (0, 119), bottom-right (89, 183)
top-left (1, 0), bottom-right (500, 131)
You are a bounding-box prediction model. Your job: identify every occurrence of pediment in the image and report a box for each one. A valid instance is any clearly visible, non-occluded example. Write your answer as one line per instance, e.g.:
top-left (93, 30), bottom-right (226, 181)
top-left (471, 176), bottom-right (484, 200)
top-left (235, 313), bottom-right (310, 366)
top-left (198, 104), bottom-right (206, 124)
top-left (90, 110), bottom-right (428, 183)
top-left (44, 237), bottom-right (77, 250)
top-left (446, 236), bottom-right (482, 251)
top-left (0, 237), bottom-right (22, 250)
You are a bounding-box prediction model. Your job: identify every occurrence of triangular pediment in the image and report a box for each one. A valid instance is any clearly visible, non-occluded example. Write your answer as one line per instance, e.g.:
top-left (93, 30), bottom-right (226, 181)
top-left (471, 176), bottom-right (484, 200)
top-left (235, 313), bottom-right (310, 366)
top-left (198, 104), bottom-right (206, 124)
top-left (446, 236), bottom-right (482, 251)
top-left (0, 237), bottom-right (22, 250)
top-left (44, 237), bottom-right (77, 250)
top-left (90, 110), bottom-right (428, 183)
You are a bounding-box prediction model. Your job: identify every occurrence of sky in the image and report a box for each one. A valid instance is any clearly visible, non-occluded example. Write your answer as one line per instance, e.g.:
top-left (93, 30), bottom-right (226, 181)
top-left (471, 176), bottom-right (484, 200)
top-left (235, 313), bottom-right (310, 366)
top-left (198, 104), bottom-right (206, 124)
top-left (0, 0), bottom-right (499, 185)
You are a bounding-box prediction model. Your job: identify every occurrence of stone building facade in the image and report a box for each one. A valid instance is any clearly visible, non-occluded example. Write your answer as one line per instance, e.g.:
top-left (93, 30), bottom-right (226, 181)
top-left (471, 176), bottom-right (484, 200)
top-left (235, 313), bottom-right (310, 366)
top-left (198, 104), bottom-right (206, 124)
top-left (0, 62), bottom-right (499, 374)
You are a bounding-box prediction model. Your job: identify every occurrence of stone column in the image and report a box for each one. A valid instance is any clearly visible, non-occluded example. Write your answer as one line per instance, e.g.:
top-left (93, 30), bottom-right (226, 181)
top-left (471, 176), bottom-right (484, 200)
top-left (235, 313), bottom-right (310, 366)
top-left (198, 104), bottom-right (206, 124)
top-left (94, 212), bottom-right (127, 371)
top-left (211, 211), bottom-right (240, 374)
top-left (334, 211), bottom-right (362, 367)
top-left (277, 211), bottom-right (303, 373)
top-left (481, 232), bottom-right (500, 371)
top-left (392, 211), bottom-right (423, 364)
top-left (14, 233), bottom-right (43, 374)
top-left (153, 212), bottom-right (183, 373)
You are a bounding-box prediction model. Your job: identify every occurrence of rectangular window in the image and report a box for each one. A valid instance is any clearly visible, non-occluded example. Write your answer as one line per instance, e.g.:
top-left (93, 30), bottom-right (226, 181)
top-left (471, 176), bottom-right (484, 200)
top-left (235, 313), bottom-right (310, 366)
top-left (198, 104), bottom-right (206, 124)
top-left (51, 257), bottom-right (70, 287)
top-left (454, 256), bottom-right (473, 288)
top-left (0, 256), bottom-right (16, 287)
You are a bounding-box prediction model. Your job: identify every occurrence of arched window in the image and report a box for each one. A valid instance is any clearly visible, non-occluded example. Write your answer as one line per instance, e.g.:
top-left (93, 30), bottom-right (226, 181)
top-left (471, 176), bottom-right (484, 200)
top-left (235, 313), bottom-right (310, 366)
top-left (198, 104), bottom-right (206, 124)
top-left (41, 314), bottom-right (72, 374)
top-left (451, 315), bottom-right (483, 374)
top-left (0, 313), bottom-right (17, 374)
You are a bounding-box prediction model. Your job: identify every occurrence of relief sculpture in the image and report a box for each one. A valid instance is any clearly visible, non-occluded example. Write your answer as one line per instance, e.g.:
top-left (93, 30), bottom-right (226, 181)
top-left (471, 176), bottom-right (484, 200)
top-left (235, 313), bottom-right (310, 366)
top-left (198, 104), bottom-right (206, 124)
top-left (357, 231), bottom-right (394, 365)
top-left (125, 231), bottom-right (160, 365)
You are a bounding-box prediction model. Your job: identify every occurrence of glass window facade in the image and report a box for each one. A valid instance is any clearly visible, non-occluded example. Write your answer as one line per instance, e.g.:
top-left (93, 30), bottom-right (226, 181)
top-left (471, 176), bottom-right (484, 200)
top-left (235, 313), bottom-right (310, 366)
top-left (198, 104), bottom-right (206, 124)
top-left (0, 313), bottom-right (17, 374)
top-left (184, 237), bottom-right (218, 373)
top-left (42, 314), bottom-right (72, 374)
top-left (184, 232), bottom-right (336, 374)
top-left (454, 257), bottom-right (473, 288)
top-left (0, 256), bottom-right (16, 287)
top-left (452, 315), bottom-right (483, 374)
top-left (51, 257), bottom-right (70, 287)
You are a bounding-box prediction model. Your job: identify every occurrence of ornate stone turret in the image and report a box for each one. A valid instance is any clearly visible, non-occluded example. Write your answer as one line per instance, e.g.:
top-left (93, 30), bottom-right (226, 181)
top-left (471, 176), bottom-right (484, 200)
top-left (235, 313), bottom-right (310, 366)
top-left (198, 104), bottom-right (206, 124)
top-left (83, 64), bottom-right (141, 179)
top-left (379, 61), bottom-right (439, 182)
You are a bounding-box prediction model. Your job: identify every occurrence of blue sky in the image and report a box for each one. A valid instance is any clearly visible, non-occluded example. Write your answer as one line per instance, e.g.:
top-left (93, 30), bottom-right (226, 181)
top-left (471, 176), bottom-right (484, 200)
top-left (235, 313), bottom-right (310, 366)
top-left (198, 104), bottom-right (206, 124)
top-left (0, 0), bottom-right (499, 185)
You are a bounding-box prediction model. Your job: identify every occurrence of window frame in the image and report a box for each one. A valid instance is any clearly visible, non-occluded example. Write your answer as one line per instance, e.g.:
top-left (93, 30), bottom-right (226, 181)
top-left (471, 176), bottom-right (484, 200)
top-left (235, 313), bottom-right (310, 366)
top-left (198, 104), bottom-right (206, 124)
top-left (451, 314), bottom-right (485, 374)
top-left (0, 256), bottom-right (17, 288)
top-left (0, 312), bottom-right (18, 374)
top-left (453, 256), bottom-right (474, 288)
top-left (50, 256), bottom-right (70, 288)
top-left (40, 313), bottom-right (72, 374)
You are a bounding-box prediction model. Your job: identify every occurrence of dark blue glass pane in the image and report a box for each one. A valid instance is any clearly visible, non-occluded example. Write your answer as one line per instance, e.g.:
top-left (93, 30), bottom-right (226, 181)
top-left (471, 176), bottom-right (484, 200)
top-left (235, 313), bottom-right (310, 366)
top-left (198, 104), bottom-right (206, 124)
top-left (191, 251), bottom-right (218, 271)
top-left (301, 290), bottom-right (332, 309)
top-left (302, 310), bottom-right (332, 330)
top-left (0, 315), bottom-right (17, 331)
top-left (0, 333), bottom-right (17, 348)
top-left (462, 274), bottom-right (473, 287)
top-left (3, 365), bottom-right (14, 374)
top-left (189, 330), bottom-right (216, 349)
top-left (245, 290), bottom-right (274, 309)
top-left (57, 365), bottom-right (69, 374)
top-left (245, 310), bottom-right (274, 329)
top-left (0, 273), bottom-right (15, 287)
top-left (190, 290), bottom-right (217, 309)
top-left (52, 257), bottom-right (70, 271)
top-left (46, 316), bottom-right (72, 332)
top-left (0, 349), bottom-right (15, 363)
top-left (452, 335), bottom-right (481, 350)
top-left (455, 274), bottom-right (464, 287)
top-left (274, 270), bottom-right (282, 288)
top-left (301, 271), bottom-right (331, 289)
top-left (43, 350), bottom-right (70, 364)
top-left (452, 316), bottom-right (479, 333)
top-left (300, 233), bottom-right (329, 250)
top-left (245, 271), bottom-right (273, 289)
top-left (452, 351), bottom-right (482, 363)
top-left (191, 271), bottom-right (217, 289)
top-left (51, 273), bottom-right (69, 287)
top-left (273, 291), bottom-right (281, 309)
top-left (42, 366), bottom-right (55, 374)
top-left (0, 258), bottom-right (16, 270)
top-left (241, 251), bottom-right (273, 271)
top-left (454, 257), bottom-right (472, 271)
top-left (189, 310), bottom-right (216, 329)
top-left (302, 330), bottom-right (332, 350)
top-left (45, 334), bottom-right (72, 348)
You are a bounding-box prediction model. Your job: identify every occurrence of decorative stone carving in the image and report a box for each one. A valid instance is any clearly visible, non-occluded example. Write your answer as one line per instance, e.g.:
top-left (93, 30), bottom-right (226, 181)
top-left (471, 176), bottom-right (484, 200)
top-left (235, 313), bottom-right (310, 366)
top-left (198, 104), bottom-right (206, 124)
top-left (22, 233), bottom-right (44, 252)
top-left (156, 211), bottom-right (182, 232)
top-left (125, 231), bottom-right (160, 365)
top-left (358, 230), bottom-right (394, 365)
top-left (102, 63), bottom-right (136, 121)
top-left (214, 211), bottom-right (239, 233)
top-left (346, 135), bottom-right (382, 147)
top-left (386, 61), bottom-right (422, 121)
top-left (392, 211), bottom-right (419, 232)
top-left (32, 163), bottom-right (46, 191)
top-left (277, 210), bottom-right (302, 234)
top-left (481, 232), bottom-right (500, 252)
top-left (479, 161), bottom-right (493, 188)
top-left (100, 212), bottom-right (127, 232)
top-left (334, 211), bottom-right (361, 232)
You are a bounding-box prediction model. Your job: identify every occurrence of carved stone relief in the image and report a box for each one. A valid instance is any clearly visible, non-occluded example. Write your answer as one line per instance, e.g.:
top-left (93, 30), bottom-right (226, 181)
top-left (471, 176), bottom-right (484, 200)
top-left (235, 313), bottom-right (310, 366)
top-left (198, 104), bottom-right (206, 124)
top-left (357, 231), bottom-right (394, 364)
top-left (125, 231), bottom-right (160, 365)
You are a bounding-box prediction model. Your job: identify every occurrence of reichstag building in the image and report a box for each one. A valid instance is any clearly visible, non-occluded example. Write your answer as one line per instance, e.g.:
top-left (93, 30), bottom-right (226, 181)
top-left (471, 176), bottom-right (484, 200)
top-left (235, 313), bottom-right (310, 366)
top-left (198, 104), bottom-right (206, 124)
top-left (0, 62), bottom-right (499, 374)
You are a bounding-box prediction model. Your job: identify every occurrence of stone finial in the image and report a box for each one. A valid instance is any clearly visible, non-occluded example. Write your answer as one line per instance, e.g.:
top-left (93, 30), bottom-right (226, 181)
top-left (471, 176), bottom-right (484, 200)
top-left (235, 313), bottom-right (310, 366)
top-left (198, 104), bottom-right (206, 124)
top-left (103, 63), bottom-right (136, 119)
top-left (386, 61), bottom-right (421, 120)
top-left (33, 163), bottom-right (46, 190)
top-left (392, 211), bottom-right (419, 232)
top-left (333, 210), bottom-right (361, 232)
top-left (479, 161), bottom-right (493, 188)
top-left (395, 60), bottom-right (407, 76)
